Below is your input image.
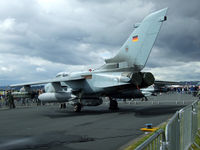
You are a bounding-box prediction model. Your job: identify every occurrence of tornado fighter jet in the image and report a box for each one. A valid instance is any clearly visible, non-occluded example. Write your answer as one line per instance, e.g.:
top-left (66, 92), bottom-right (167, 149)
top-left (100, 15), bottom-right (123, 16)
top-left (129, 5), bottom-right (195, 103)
top-left (10, 8), bottom-right (168, 112)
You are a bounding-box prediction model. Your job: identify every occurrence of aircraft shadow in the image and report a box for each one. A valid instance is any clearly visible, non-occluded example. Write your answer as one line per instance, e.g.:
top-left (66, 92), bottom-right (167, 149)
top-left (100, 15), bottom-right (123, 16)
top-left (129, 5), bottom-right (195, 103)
top-left (41, 105), bottom-right (186, 119)
top-left (122, 105), bottom-right (185, 117)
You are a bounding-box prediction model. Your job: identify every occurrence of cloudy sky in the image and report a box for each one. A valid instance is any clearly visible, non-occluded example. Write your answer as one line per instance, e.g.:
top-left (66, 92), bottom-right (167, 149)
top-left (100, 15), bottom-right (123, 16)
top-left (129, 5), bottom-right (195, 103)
top-left (0, 0), bottom-right (200, 85)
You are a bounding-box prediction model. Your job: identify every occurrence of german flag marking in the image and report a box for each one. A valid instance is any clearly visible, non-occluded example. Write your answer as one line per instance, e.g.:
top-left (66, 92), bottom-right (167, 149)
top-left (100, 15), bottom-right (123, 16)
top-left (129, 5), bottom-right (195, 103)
top-left (132, 35), bottom-right (138, 42)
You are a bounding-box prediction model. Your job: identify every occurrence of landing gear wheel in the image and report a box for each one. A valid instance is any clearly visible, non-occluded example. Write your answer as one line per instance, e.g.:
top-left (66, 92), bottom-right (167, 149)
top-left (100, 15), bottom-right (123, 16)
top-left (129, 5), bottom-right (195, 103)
top-left (141, 97), bottom-right (148, 101)
top-left (60, 103), bottom-right (66, 109)
top-left (109, 99), bottom-right (119, 111)
top-left (74, 103), bottom-right (82, 112)
top-left (144, 96), bottom-right (148, 101)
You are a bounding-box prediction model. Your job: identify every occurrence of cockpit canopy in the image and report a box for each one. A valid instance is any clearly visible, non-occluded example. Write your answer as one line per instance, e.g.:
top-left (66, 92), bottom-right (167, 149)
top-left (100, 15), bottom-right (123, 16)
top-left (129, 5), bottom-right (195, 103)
top-left (56, 72), bottom-right (69, 78)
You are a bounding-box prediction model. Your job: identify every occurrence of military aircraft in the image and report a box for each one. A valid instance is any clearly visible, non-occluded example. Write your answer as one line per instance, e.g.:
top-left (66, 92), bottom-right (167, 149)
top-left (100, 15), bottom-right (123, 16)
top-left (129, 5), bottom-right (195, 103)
top-left (10, 8), bottom-right (168, 112)
top-left (141, 85), bottom-right (156, 100)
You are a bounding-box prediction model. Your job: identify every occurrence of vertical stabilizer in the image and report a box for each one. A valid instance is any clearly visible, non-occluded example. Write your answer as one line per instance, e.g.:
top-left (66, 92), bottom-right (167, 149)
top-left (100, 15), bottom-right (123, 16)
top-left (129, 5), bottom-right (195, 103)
top-left (105, 8), bottom-right (168, 71)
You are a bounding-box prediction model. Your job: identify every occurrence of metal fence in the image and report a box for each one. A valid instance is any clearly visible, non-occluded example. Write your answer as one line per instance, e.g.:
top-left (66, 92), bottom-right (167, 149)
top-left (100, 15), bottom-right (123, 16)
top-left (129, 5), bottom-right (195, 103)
top-left (135, 100), bottom-right (199, 150)
top-left (135, 129), bottom-right (166, 150)
top-left (166, 100), bottom-right (199, 150)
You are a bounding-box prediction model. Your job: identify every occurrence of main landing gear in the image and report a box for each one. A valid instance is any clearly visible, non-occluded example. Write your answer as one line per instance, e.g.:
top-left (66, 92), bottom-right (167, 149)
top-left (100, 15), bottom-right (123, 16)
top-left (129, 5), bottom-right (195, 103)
top-left (141, 96), bottom-right (148, 101)
top-left (109, 98), bottom-right (119, 111)
top-left (74, 102), bottom-right (82, 112)
top-left (60, 103), bottom-right (66, 109)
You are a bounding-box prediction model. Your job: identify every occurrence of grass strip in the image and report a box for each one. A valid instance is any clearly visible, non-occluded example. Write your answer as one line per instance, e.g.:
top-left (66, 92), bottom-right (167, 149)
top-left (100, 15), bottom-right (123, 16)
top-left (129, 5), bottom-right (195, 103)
top-left (124, 123), bottom-right (166, 150)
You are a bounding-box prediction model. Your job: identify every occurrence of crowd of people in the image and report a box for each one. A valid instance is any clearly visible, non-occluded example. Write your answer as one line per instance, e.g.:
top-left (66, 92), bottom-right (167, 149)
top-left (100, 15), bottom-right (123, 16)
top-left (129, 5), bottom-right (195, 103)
top-left (169, 85), bottom-right (200, 96)
top-left (0, 89), bottom-right (44, 109)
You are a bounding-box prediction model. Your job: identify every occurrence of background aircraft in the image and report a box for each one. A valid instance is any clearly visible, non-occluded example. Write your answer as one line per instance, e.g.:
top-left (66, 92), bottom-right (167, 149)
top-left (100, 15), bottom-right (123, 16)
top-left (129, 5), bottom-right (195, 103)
top-left (10, 8), bottom-right (168, 112)
top-left (134, 80), bottom-right (181, 101)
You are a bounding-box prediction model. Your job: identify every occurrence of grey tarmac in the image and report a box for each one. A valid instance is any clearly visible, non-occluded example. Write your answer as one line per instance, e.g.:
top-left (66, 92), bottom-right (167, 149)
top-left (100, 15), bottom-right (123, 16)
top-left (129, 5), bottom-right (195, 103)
top-left (0, 93), bottom-right (197, 150)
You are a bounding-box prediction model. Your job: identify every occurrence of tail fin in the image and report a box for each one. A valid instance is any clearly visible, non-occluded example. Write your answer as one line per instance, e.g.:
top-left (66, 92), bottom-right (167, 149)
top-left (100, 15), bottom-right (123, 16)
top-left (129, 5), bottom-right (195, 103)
top-left (105, 8), bottom-right (168, 71)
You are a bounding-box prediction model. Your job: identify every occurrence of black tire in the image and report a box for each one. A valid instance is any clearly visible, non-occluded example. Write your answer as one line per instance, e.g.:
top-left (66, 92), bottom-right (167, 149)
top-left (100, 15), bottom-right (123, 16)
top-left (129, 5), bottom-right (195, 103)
top-left (109, 100), bottom-right (119, 111)
top-left (74, 103), bottom-right (82, 112)
top-left (63, 103), bottom-right (66, 108)
top-left (144, 97), bottom-right (148, 101)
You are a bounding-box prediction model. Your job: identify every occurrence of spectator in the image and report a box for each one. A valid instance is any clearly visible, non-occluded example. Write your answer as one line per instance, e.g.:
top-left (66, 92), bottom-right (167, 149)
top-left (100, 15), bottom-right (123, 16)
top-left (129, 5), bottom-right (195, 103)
top-left (7, 91), bottom-right (15, 109)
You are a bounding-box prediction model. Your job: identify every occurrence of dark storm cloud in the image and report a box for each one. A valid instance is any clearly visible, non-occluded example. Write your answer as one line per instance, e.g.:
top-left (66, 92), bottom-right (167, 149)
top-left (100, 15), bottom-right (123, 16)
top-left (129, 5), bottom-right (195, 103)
top-left (145, 0), bottom-right (200, 68)
top-left (1, 0), bottom-right (200, 85)
top-left (1, 0), bottom-right (199, 66)
top-left (0, 0), bottom-right (154, 65)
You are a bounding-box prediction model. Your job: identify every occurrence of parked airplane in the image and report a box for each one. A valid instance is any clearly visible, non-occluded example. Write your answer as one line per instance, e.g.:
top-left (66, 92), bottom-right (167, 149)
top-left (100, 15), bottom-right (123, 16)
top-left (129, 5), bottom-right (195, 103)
top-left (135, 80), bottom-right (181, 101)
top-left (141, 85), bottom-right (156, 100)
top-left (10, 8), bottom-right (168, 112)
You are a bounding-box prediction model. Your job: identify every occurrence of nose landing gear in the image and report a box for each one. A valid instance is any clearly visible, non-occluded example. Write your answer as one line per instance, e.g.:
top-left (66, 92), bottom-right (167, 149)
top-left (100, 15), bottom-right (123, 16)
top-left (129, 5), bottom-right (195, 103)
top-left (109, 98), bottom-right (119, 111)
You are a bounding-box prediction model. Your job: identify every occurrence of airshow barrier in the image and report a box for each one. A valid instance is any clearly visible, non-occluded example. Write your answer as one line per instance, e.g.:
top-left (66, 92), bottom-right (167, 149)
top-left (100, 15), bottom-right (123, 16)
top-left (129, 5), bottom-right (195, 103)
top-left (135, 100), bottom-right (199, 150)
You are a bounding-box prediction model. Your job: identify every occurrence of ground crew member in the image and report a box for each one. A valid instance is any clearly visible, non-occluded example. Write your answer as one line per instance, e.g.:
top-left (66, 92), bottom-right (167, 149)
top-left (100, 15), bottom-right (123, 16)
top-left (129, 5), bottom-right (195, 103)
top-left (7, 91), bottom-right (15, 109)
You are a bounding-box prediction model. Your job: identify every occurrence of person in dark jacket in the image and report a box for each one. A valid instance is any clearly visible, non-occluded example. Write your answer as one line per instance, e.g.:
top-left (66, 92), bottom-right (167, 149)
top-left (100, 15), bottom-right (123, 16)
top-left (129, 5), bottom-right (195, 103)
top-left (7, 91), bottom-right (15, 109)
